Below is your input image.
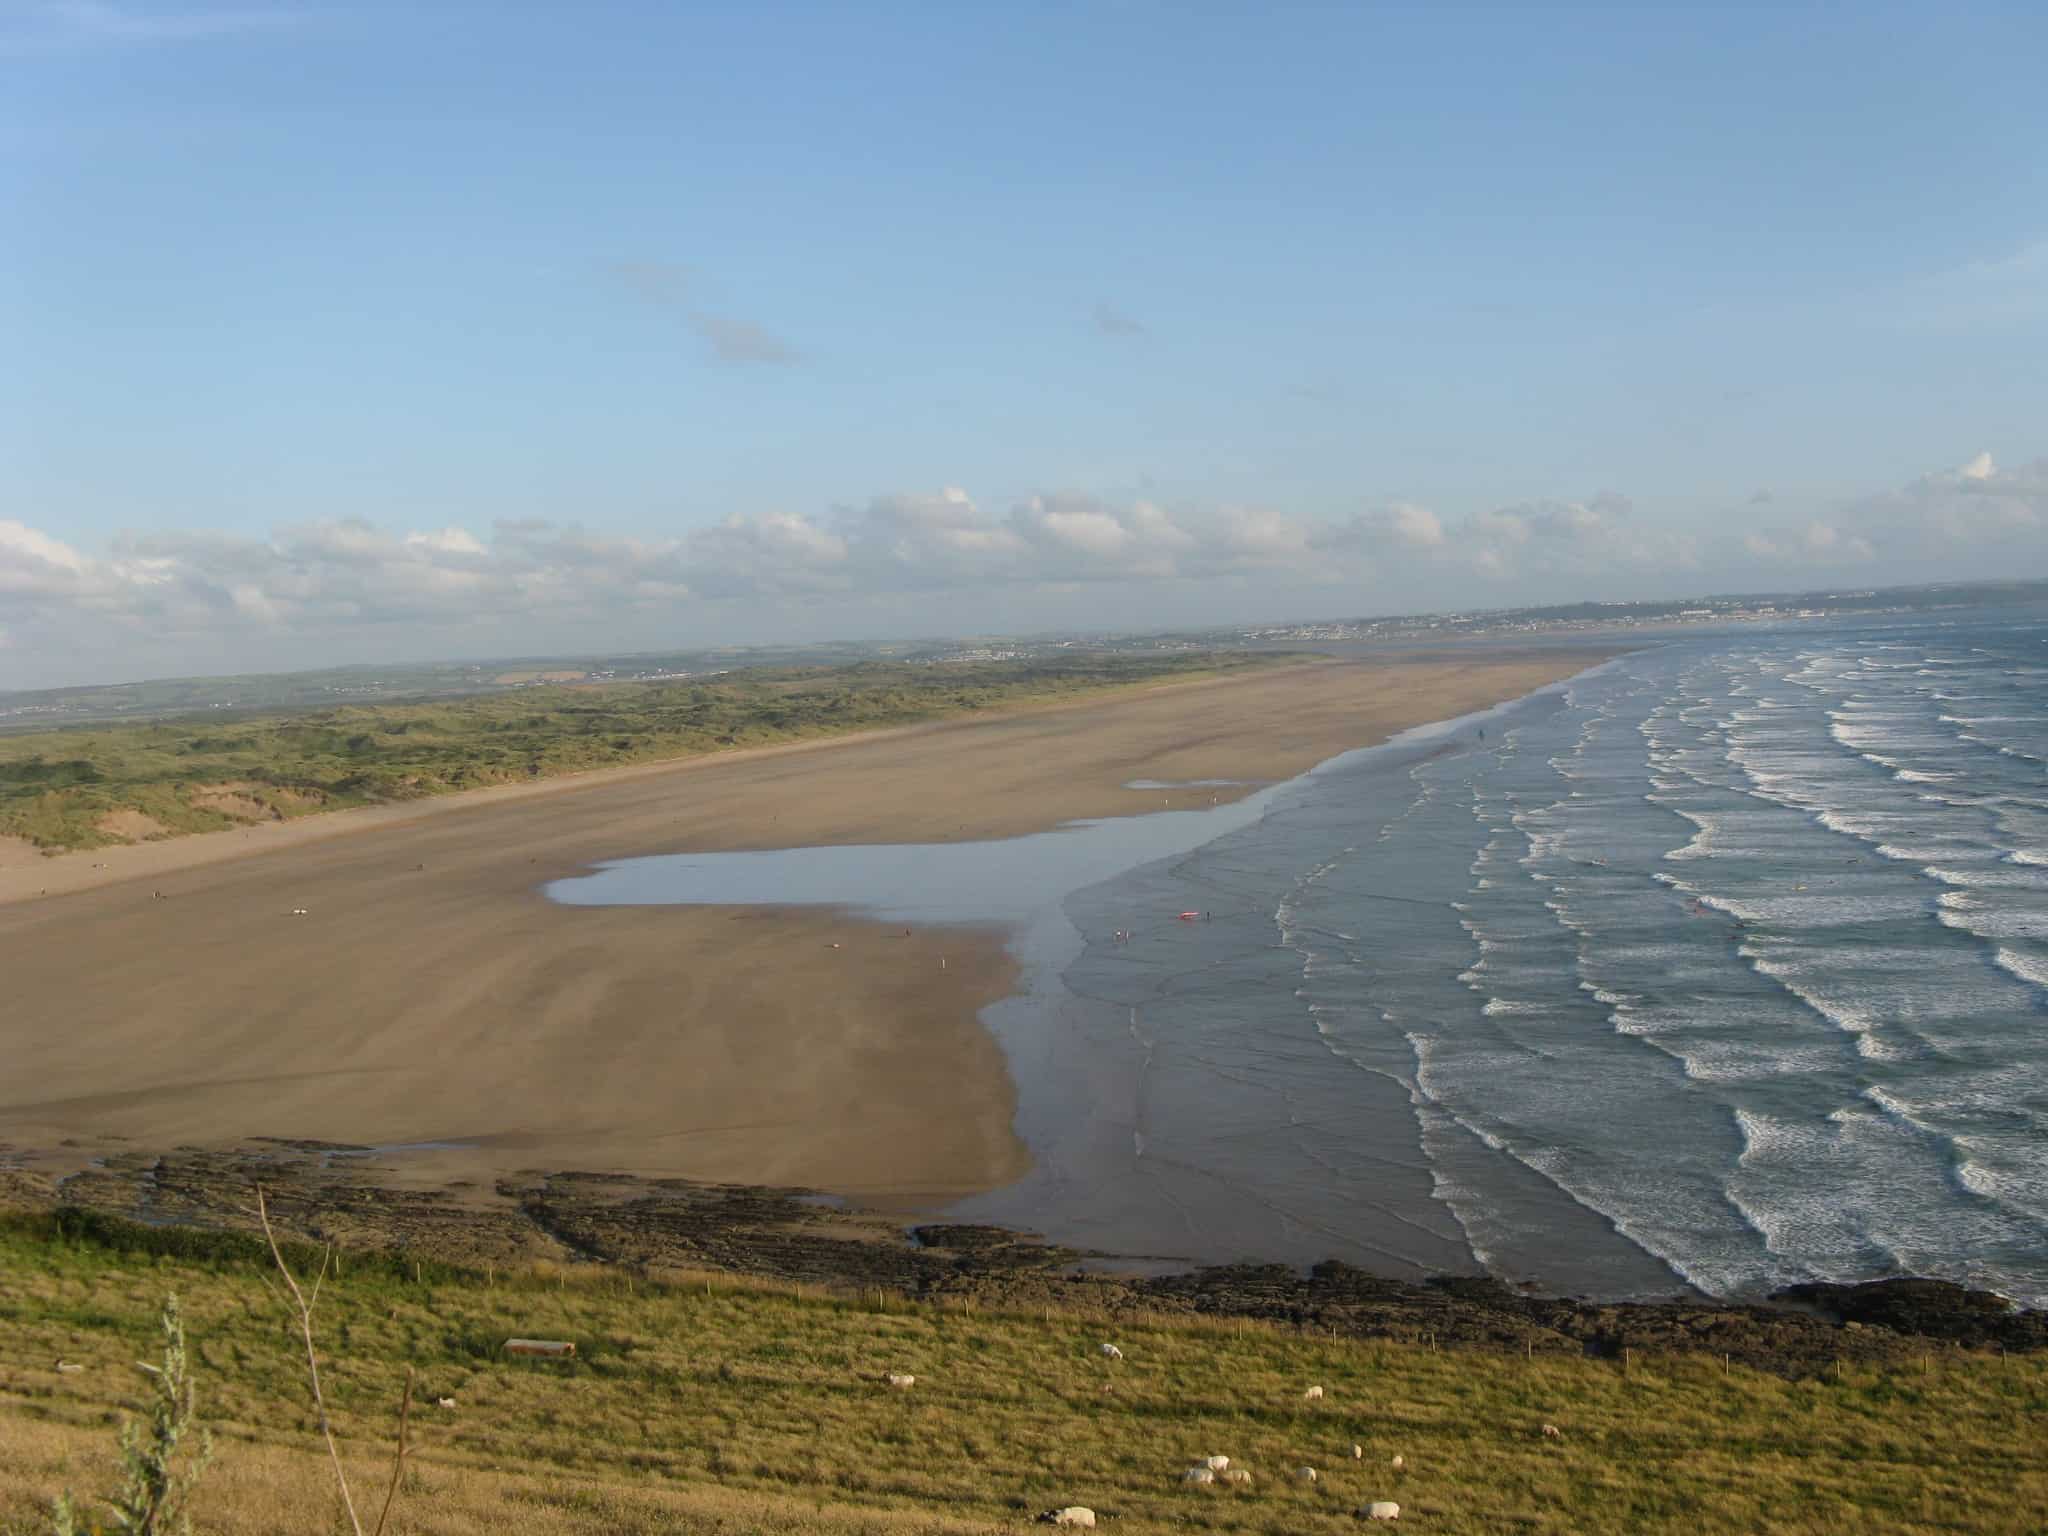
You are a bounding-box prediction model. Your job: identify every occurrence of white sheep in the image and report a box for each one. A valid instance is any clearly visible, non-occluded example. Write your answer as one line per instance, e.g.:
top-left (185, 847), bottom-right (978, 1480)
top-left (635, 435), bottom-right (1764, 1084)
top-left (885, 1372), bottom-right (916, 1389)
top-left (1390, 1454), bottom-right (1405, 1470)
top-left (1363, 1500), bottom-right (1401, 1521)
top-left (1203, 1454), bottom-right (1230, 1471)
top-left (1294, 1466), bottom-right (1318, 1484)
top-left (54, 1361), bottom-right (83, 1375)
top-left (1036, 1507), bottom-right (1097, 1528)
top-left (1351, 1443), bottom-right (1364, 1459)
top-left (1099, 1343), bottom-right (1123, 1360)
top-left (437, 1397), bottom-right (456, 1409)
top-left (1221, 1468), bottom-right (1253, 1487)
top-left (1541, 1422), bottom-right (1562, 1438)
top-left (1303, 1383), bottom-right (1325, 1401)
top-left (1182, 1466), bottom-right (1216, 1486)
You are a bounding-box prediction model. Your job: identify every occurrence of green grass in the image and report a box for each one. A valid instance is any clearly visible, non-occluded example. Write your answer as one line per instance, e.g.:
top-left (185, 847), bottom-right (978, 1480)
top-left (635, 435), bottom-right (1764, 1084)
top-left (0, 653), bottom-right (1273, 852)
top-left (1, 1212), bottom-right (2041, 1534)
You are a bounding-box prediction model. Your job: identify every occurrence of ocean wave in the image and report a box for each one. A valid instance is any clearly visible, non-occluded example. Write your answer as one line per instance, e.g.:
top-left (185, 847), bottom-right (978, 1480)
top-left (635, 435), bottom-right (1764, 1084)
top-left (1995, 948), bottom-right (2048, 987)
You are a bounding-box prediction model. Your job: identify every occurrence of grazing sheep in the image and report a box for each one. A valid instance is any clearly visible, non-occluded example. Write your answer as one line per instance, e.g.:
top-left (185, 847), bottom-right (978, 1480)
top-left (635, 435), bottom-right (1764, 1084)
top-left (1182, 1467), bottom-right (1217, 1487)
top-left (1203, 1455), bottom-right (1231, 1471)
top-left (1099, 1343), bottom-right (1123, 1360)
top-left (1351, 1444), bottom-right (1364, 1460)
top-left (1303, 1384), bottom-right (1325, 1401)
top-left (54, 1361), bottom-right (83, 1375)
top-left (1036, 1508), bottom-right (1097, 1528)
top-left (1390, 1455), bottom-right (1405, 1471)
top-left (1221, 1468), bottom-right (1253, 1487)
top-left (437, 1397), bottom-right (456, 1409)
top-left (1362, 1500), bottom-right (1401, 1521)
top-left (1294, 1466), bottom-right (1319, 1484)
top-left (1541, 1422), bottom-right (1562, 1438)
top-left (885, 1373), bottom-right (916, 1389)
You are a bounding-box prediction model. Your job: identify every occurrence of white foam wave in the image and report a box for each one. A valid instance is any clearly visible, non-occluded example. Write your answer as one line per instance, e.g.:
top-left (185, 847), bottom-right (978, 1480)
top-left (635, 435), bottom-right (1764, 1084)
top-left (1994, 948), bottom-right (2048, 988)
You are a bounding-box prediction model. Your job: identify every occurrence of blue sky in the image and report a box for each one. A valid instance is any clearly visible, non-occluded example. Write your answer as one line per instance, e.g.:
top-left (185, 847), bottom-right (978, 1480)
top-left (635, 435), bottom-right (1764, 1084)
top-left (5, 1), bottom-right (2048, 686)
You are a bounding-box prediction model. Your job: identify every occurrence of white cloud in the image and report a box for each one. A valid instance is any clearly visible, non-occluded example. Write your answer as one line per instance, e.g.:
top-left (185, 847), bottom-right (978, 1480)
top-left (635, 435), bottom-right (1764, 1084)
top-left (7, 452), bottom-right (2048, 685)
top-left (1442, 493), bottom-right (1684, 581)
top-left (0, 521), bottom-right (92, 593)
top-left (1854, 451), bottom-right (2048, 544)
top-left (1381, 502), bottom-right (1445, 548)
top-left (405, 527), bottom-right (488, 557)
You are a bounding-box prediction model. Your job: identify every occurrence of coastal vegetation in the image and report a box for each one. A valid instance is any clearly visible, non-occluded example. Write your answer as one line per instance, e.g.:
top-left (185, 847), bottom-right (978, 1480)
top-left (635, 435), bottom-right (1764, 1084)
top-left (0, 652), bottom-right (1274, 853)
top-left (2, 1210), bottom-right (2041, 1535)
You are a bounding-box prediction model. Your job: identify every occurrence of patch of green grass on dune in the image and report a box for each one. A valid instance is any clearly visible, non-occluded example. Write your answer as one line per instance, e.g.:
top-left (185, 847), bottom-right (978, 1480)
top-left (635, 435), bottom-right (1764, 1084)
top-left (1, 1212), bottom-right (2040, 1534)
top-left (0, 653), bottom-right (1277, 853)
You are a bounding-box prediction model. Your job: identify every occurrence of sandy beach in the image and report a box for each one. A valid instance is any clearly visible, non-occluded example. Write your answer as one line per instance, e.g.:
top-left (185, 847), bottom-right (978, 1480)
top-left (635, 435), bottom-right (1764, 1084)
top-left (0, 650), bottom-right (1611, 1207)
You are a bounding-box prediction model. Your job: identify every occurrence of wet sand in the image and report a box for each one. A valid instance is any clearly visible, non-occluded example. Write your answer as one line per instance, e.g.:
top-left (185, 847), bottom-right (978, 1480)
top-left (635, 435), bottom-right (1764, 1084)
top-left (0, 650), bottom-right (1612, 1205)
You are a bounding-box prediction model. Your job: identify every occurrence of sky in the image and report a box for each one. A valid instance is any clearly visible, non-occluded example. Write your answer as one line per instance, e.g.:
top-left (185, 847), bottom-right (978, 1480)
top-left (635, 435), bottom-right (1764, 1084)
top-left (4, 0), bottom-right (2047, 688)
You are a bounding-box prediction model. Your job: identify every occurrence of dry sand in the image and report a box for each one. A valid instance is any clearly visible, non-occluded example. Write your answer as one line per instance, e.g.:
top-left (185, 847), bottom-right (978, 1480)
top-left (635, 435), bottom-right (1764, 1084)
top-left (0, 650), bottom-right (1613, 1206)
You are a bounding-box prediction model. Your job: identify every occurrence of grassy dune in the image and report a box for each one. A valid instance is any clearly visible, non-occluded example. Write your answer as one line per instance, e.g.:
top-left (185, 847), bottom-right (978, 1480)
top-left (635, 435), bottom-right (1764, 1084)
top-left (0, 653), bottom-right (1271, 852)
top-left (1, 1215), bottom-right (2041, 1534)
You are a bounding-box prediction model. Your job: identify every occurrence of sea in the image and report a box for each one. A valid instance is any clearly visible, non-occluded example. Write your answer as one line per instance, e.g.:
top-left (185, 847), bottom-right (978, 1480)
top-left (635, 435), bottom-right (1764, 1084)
top-left (550, 607), bottom-right (2048, 1306)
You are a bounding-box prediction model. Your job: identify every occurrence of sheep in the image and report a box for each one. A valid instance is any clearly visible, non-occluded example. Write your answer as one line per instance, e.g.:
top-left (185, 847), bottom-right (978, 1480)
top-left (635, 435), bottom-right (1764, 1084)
top-left (885, 1372), bottom-right (916, 1389)
top-left (1294, 1466), bottom-right (1319, 1484)
top-left (1099, 1342), bottom-right (1123, 1360)
top-left (437, 1397), bottom-right (456, 1409)
top-left (1221, 1468), bottom-right (1253, 1487)
top-left (1036, 1508), bottom-right (1097, 1529)
top-left (1541, 1422), bottom-right (1562, 1438)
top-left (1303, 1384), bottom-right (1325, 1401)
top-left (1390, 1454), bottom-right (1405, 1471)
top-left (1362, 1500), bottom-right (1401, 1521)
top-left (1351, 1443), bottom-right (1364, 1459)
top-left (1202, 1455), bottom-right (1230, 1471)
top-left (1182, 1467), bottom-right (1216, 1487)
top-left (54, 1361), bottom-right (83, 1375)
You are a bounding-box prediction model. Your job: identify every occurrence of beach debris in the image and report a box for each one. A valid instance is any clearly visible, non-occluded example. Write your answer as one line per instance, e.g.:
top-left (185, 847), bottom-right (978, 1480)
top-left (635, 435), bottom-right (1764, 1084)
top-left (1177, 911), bottom-right (1201, 921)
top-left (55, 1360), bottom-right (84, 1375)
top-left (1351, 1444), bottom-right (1364, 1459)
top-left (885, 1372), bottom-right (916, 1389)
top-left (1182, 1467), bottom-right (1216, 1486)
top-left (1221, 1468), bottom-right (1253, 1487)
top-left (1202, 1455), bottom-right (1230, 1471)
top-left (289, 908), bottom-right (309, 916)
top-left (1099, 1342), bottom-right (1123, 1360)
top-left (1362, 1499), bottom-right (1401, 1520)
top-left (1036, 1508), bottom-right (1097, 1529)
top-left (1541, 1422), bottom-right (1562, 1438)
top-left (1390, 1454), bottom-right (1405, 1471)
top-left (504, 1338), bottom-right (575, 1359)
top-left (1303, 1383), bottom-right (1326, 1401)
top-left (828, 942), bottom-right (842, 949)
top-left (1295, 1466), bottom-right (1319, 1484)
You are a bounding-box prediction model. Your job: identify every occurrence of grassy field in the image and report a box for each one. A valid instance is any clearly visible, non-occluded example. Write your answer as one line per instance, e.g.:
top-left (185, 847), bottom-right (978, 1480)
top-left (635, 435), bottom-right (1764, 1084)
top-left (1, 1213), bottom-right (2041, 1535)
top-left (0, 653), bottom-right (1271, 853)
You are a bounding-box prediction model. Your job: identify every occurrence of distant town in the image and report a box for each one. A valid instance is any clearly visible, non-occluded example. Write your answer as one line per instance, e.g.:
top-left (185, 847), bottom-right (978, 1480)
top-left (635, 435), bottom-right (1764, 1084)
top-left (4, 575), bottom-right (2043, 730)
